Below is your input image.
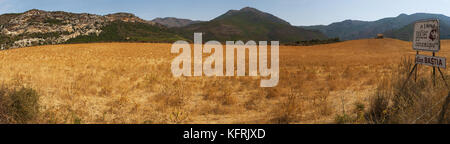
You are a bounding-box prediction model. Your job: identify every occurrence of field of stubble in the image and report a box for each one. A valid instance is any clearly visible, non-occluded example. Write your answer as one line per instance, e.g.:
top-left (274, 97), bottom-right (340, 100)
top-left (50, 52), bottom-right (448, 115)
top-left (1, 38), bottom-right (449, 124)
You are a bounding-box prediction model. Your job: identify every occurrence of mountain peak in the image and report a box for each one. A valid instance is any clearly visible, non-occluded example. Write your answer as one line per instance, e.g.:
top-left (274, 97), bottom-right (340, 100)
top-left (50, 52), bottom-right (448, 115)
top-left (397, 13), bottom-right (408, 17)
top-left (26, 9), bottom-right (45, 12)
top-left (240, 7), bottom-right (260, 12)
top-left (184, 7), bottom-right (326, 43)
top-left (214, 7), bottom-right (290, 25)
top-left (24, 9), bottom-right (47, 15)
top-left (221, 7), bottom-right (265, 17)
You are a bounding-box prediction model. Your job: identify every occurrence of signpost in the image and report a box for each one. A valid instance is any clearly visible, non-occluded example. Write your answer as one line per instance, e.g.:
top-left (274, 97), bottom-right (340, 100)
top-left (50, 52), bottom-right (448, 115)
top-left (413, 20), bottom-right (440, 52)
top-left (403, 19), bottom-right (449, 123)
top-left (415, 54), bottom-right (446, 68)
top-left (404, 19), bottom-right (446, 88)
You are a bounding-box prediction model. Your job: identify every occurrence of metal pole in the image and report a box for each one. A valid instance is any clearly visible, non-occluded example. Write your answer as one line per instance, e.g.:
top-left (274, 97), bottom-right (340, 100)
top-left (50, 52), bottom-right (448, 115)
top-left (438, 67), bottom-right (449, 89)
top-left (402, 64), bottom-right (418, 90)
top-left (433, 52), bottom-right (436, 86)
top-left (437, 62), bottom-right (449, 123)
top-left (415, 51), bottom-right (418, 82)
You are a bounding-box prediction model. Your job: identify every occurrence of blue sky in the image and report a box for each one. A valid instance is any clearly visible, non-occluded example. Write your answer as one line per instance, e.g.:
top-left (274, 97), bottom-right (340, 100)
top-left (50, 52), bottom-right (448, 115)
top-left (1, 0), bottom-right (449, 26)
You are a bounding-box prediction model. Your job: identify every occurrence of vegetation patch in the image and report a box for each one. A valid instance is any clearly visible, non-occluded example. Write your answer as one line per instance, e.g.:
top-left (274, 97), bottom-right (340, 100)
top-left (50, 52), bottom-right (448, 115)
top-left (66, 21), bottom-right (188, 44)
top-left (0, 87), bottom-right (40, 124)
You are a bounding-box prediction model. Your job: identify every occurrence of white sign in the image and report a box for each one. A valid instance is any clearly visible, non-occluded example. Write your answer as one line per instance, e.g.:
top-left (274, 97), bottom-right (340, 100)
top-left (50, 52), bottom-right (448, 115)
top-left (416, 54), bottom-right (446, 68)
top-left (413, 19), bottom-right (440, 52)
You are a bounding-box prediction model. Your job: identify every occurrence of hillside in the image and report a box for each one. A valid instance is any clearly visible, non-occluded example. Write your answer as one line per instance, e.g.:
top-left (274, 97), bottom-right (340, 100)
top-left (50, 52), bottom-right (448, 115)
top-left (0, 9), bottom-right (184, 49)
top-left (6, 8), bottom-right (450, 49)
top-left (384, 18), bottom-right (450, 41)
top-left (65, 21), bottom-right (187, 43)
top-left (303, 13), bottom-right (450, 40)
top-left (152, 17), bottom-right (203, 28)
top-left (0, 7), bottom-right (331, 49)
top-left (180, 7), bottom-right (327, 43)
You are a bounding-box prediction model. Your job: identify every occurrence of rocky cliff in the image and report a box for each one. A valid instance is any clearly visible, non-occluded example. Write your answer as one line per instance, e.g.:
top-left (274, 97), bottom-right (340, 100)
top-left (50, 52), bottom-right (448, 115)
top-left (0, 9), bottom-right (156, 49)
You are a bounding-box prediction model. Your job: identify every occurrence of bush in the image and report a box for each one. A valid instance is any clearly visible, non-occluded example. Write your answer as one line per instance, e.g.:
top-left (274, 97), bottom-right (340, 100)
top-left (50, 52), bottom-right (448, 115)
top-left (365, 89), bottom-right (390, 124)
top-left (270, 90), bottom-right (302, 124)
top-left (334, 102), bottom-right (366, 124)
top-left (365, 57), bottom-right (449, 124)
top-left (286, 38), bottom-right (341, 46)
top-left (334, 114), bottom-right (353, 124)
top-left (0, 88), bottom-right (11, 123)
top-left (44, 19), bottom-right (64, 25)
top-left (0, 87), bottom-right (40, 124)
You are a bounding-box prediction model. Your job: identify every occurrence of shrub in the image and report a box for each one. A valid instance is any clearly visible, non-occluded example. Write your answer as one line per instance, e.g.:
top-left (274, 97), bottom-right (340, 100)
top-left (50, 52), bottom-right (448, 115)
top-left (354, 102), bottom-right (366, 123)
top-left (365, 89), bottom-right (390, 124)
top-left (270, 90), bottom-right (303, 124)
top-left (334, 114), bottom-right (353, 124)
top-left (365, 57), bottom-right (449, 124)
top-left (0, 87), bottom-right (11, 123)
top-left (334, 102), bottom-right (366, 124)
top-left (44, 19), bottom-right (64, 25)
top-left (0, 87), bottom-right (40, 124)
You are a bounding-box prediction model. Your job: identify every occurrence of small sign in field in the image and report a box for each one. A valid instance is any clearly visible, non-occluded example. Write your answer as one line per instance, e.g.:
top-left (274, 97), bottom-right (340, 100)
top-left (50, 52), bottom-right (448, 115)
top-left (413, 19), bottom-right (440, 52)
top-left (407, 19), bottom-right (450, 123)
top-left (416, 54), bottom-right (446, 68)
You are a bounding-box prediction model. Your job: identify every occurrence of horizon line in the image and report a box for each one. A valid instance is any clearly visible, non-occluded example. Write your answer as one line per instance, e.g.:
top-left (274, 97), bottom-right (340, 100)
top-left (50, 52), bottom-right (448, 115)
top-left (0, 8), bottom-right (447, 26)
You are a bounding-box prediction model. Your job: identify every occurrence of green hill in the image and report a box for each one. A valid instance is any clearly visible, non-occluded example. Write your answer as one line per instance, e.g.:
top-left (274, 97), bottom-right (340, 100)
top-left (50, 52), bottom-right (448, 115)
top-left (66, 21), bottom-right (188, 44)
top-left (180, 7), bottom-right (327, 43)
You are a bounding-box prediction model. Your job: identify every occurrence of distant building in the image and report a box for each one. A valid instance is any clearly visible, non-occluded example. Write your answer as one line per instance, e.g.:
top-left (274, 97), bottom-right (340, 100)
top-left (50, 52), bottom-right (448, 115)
top-left (376, 34), bottom-right (384, 39)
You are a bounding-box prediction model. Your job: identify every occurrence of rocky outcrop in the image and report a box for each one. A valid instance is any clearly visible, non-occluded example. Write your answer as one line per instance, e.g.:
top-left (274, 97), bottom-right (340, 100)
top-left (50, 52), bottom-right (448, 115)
top-left (105, 13), bottom-right (155, 25)
top-left (0, 9), bottom-right (156, 49)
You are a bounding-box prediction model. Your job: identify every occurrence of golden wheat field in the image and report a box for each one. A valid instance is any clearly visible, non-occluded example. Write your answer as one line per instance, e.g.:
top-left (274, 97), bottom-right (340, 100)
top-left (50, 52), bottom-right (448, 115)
top-left (0, 38), bottom-right (449, 124)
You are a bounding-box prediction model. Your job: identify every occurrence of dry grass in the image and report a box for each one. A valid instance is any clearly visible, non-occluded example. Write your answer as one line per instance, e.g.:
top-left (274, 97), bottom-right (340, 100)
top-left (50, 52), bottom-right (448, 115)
top-left (0, 38), bottom-right (449, 123)
top-left (364, 58), bottom-right (450, 124)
